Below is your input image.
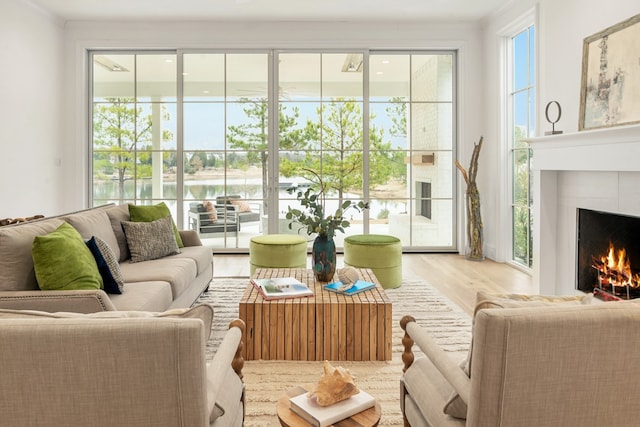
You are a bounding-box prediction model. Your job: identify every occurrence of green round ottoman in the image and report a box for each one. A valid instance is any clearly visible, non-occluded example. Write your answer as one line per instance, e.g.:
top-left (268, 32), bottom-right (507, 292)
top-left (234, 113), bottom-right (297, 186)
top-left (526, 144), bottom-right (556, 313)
top-left (249, 234), bottom-right (308, 275)
top-left (344, 234), bottom-right (402, 289)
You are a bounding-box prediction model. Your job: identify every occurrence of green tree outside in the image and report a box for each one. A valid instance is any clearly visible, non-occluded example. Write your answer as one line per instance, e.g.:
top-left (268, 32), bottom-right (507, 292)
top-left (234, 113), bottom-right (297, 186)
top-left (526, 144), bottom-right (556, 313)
top-left (512, 125), bottom-right (533, 267)
top-left (93, 98), bottom-right (173, 201)
top-left (385, 97), bottom-right (409, 183)
top-left (227, 98), bottom-right (306, 209)
top-left (280, 98), bottom-right (400, 205)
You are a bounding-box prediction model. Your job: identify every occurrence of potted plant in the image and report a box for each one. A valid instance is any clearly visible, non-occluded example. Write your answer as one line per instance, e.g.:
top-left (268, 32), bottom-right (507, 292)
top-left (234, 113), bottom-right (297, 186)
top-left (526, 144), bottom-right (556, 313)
top-left (285, 171), bottom-right (368, 281)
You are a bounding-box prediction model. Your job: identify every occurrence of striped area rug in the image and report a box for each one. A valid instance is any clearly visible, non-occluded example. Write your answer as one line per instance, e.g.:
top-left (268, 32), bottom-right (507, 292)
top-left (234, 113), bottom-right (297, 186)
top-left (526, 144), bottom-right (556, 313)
top-left (195, 277), bottom-right (472, 427)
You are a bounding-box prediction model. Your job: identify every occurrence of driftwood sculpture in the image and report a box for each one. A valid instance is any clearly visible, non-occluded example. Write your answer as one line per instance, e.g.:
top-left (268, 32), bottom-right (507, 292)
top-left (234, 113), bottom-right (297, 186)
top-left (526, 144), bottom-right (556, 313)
top-left (455, 136), bottom-right (484, 260)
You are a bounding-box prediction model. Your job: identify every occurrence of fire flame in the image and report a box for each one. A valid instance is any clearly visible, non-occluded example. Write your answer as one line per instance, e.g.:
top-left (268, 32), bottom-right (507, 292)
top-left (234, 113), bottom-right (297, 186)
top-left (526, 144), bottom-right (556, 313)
top-left (593, 242), bottom-right (640, 289)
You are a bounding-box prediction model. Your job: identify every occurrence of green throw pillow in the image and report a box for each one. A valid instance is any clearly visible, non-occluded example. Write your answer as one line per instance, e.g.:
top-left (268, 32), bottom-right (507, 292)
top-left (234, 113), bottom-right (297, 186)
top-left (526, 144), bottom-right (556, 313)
top-left (128, 202), bottom-right (184, 248)
top-left (32, 222), bottom-right (103, 291)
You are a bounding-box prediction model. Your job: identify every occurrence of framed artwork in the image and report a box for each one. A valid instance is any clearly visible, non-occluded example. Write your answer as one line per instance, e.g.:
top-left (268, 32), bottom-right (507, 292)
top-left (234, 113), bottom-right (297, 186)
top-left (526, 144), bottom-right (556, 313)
top-left (579, 13), bottom-right (640, 130)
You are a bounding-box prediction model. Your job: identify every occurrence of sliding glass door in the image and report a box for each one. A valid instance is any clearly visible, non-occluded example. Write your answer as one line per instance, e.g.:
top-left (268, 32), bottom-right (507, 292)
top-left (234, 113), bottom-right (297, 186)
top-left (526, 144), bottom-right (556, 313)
top-left (90, 49), bottom-right (456, 251)
top-left (182, 53), bottom-right (269, 248)
top-left (369, 52), bottom-right (455, 248)
top-left (275, 51), bottom-right (455, 248)
top-left (276, 52), bottom-right (367, 245)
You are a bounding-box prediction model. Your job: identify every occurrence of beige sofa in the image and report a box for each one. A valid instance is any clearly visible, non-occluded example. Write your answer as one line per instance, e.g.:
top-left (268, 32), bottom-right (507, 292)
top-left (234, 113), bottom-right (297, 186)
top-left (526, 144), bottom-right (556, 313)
top-left (0, 203), bottom-right (213, 313)
top-left (400, 293), bottom-right (640, 426)
top-left (0, 305), bottom-right (245, 427)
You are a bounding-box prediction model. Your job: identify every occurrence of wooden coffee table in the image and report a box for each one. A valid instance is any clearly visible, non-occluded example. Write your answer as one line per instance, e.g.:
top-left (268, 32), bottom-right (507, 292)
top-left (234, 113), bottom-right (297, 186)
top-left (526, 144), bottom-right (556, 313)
top-left (276, 384), bottom-right (381, 427)
top-left (239, 268), bottom-right (392, 361)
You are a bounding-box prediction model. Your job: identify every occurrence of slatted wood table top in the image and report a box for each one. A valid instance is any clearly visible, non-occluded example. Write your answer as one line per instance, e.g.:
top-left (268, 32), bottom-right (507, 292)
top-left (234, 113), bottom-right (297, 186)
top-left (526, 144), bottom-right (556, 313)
top-left (276, 384), bottom-right (381, 427)
top-left (239, 268), bottom-right (392, 361)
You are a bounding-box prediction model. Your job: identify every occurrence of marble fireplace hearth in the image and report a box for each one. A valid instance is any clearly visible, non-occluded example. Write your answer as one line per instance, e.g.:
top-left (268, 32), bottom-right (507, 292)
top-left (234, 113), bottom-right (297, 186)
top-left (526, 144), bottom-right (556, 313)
top-left (528, 124), bottom-right (640, 296)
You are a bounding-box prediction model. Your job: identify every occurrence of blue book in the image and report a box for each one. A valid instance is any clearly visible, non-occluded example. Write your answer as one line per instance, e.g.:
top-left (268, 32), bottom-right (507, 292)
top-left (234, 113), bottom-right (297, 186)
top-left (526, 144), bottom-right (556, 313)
top-left (324, 280), bottom-right (376, 295)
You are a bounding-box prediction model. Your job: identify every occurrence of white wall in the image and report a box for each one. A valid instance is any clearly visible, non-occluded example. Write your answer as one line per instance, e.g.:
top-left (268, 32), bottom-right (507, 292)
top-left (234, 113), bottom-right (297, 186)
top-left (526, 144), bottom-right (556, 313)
top-left (482, 0), bottom-right (640, 264)
top-left (62, 20), bottom-right (485, 251)
top-left (539, 0), bottom-right (640, 133)
top-left (0, 0), bottom-right (65, 217)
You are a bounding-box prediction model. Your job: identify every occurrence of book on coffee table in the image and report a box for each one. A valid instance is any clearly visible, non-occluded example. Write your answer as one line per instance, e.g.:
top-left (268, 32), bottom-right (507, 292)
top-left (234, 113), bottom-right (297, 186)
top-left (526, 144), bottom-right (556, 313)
top-left (250, 277), bottom-right (314, 300)
top-left (324, 280), bottom-right (376, 296)
top-left (289, 390), bottom-right (376, 427)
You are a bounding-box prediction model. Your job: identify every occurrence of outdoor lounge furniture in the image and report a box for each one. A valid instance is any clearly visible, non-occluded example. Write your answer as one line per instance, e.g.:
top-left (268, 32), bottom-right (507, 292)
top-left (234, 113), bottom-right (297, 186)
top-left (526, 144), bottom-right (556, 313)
top-left (189, 203), bottom-right (240, 247)
top-left (215, 195), bottom-right (262, 229)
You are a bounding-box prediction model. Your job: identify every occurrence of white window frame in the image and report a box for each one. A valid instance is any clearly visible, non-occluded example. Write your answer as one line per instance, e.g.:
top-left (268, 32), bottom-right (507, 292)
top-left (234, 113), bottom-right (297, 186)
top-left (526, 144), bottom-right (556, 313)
top-left (499, 8), bottom-right (538, 271)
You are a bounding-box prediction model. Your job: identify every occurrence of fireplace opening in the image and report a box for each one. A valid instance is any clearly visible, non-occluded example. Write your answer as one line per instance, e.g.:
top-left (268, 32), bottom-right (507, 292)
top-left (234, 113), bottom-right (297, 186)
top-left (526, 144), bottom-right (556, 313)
top-left (577, 208), bottom-right (640, 300)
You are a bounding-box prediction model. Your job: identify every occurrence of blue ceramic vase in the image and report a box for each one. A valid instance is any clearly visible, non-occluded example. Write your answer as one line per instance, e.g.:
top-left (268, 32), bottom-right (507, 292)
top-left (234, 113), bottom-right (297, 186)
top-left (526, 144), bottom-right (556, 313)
top-left (312, 235), bottom-right (336, 282)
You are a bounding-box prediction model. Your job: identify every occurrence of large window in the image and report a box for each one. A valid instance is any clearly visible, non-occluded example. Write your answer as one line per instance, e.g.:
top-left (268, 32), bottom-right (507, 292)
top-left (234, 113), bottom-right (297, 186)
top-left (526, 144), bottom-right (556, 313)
top-left (370, 53), bottom-right (455, 248)
top-left (509, 26), bottom-right (535, 268)
top-left (182, 53), bottom-right (269, 248)
top-left (90, 50), bottom-right (456, 252)
top-left (92, 52), bottom-right (178, 213)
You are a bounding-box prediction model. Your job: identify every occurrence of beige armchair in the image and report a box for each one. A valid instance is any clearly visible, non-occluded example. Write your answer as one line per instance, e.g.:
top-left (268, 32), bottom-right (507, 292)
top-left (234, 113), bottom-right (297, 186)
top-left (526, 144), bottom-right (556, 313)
top-left (400, 295), bottom-right (640, 426)
top-left (0, 306), bottom-right (245, 427)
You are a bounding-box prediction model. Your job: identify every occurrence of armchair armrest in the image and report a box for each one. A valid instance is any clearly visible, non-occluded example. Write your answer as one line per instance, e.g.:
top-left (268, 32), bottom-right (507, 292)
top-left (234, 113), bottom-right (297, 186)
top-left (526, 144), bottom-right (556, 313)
top-left (0, 290), bottom-right (116, 313)
top-left (206, 319), bottom-right (246, 421)
top-left (401, 315), bottom-right (471, 404)
top-left (207, 318), bottom-right (245, 381)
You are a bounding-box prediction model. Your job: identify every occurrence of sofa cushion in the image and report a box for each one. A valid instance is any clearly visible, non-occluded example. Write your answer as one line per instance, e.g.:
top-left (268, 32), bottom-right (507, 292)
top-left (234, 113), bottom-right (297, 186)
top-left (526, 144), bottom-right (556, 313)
top-left (65, 209), bottom-right (121, 261)
top-left (32, 222), bottom-right (103, 291)
top-left (0, 303), bottom-right (213, 338)
top-left (129, 202), bottom-right (184, 248)
top-left (122, 217), bottom-right (180, 263)
top-left (107, 281), bottom-right (174, 312)
top-left (171, 246), bottom-right (212, 276)
top-left (474, 291), bottom-right (594, 312)
top-left (443, 291), bottom-right (595, 419)
top-left (119, 257), bottom-right (197, 300)
top-left (0, 218), bottom-right (64, 291)
top-left (105, 203), bottom-right (131, 262)
top-left (86, 236), bottom-right (124, 294)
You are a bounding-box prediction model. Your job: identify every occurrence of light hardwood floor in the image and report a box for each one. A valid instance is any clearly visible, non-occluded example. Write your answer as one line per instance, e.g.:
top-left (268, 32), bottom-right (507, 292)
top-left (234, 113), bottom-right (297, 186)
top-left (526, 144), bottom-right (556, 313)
top-left (212, 253), bottom-right (534, 316)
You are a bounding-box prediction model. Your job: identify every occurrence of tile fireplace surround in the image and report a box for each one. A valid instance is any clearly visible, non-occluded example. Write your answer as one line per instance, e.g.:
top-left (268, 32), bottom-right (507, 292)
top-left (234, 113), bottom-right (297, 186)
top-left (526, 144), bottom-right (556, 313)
top-left (529, 124), bottom-right (640, 296)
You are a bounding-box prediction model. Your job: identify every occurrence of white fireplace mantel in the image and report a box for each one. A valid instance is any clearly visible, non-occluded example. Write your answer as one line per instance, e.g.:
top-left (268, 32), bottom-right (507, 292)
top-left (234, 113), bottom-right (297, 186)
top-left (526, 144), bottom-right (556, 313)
top-left (528, 124), bottom-right (640, 172)
top-left (528, 124), bottom-right (640, 295)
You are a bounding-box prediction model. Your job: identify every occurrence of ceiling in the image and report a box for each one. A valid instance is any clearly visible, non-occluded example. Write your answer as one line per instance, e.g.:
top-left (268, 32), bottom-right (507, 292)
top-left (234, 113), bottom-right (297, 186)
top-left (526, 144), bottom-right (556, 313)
top-left (30, 0), bottom-right (512, 22)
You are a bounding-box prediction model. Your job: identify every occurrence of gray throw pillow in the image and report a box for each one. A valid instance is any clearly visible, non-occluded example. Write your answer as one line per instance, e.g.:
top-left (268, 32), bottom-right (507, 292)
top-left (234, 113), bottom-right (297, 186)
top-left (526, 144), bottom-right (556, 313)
top-left (121, 216), bottom-right (179, 263)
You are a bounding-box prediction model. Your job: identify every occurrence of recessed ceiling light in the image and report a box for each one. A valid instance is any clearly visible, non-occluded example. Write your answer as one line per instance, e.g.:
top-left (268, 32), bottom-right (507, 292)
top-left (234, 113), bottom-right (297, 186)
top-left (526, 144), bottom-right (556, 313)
top-left (165, 59), bottom-right (174, 63)
top-left (341, 54), bottom-right (363, 73)
top-left (382, 60), bottom-right (390, 64)
top-left (376, 71), bottom-right (384, 75)
top-left (94, 55), bottom-right (129, 72)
